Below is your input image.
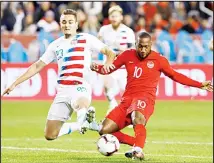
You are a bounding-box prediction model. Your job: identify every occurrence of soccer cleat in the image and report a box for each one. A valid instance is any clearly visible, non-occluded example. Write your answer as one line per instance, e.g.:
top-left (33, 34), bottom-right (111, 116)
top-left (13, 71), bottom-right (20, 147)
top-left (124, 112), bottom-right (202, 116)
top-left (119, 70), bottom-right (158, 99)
top-left (86, 106), bottom-right (96, 123)
top-left (79, 121), bottom-right (89, 134)
top-left (125, 147), bottom-right (145, 161)
top-left (80, 106), bottom-right (97, 133)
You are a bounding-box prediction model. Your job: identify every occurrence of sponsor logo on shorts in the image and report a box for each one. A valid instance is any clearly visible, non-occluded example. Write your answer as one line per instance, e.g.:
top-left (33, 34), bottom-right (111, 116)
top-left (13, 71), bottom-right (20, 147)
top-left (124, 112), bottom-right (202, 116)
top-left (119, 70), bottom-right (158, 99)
top-left (147, 61), bottom-right (154, 68)
top-left (77, 86), bottom-right (87, 92)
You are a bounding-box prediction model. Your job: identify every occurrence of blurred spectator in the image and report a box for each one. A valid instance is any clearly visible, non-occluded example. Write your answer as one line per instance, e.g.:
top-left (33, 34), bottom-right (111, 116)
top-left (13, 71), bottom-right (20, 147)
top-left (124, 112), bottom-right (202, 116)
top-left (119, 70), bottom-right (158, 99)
top-left (168, 13), bottom-right (183, 34)
top-left (23, 14), bottom-right (37, 34)
top-left (116, 2), bottom-right (138, 16)
top-left (135, 16), bottom-right (146, 32)
top-left (23, 2), bottom-right (35, 15)
top-left (76, 9), bottom-right (87, 32)
top-left (101, 1), bottom-right (118, 25)
top-left (156, 2), bottom-right (172, 21)
top-left (1, 2), bottom-right (213, 64)
top-left (37, 10), bottom-right (59, 33)
top-left (123, 14), bottom-right (135, 30)
top-left (150, 13), bottom-right (169, 33)
top-left (142, 2), bottom-right (157, 31)
top-left (180, 12), bottom-right (202, 33)
top-left (82, 2), bottom-right (102, 16)
top-left (82, 15), bottom-right (100, 36)
top-left (1, 2), bottom-right (16, 32)
top-left (67, 2), bottom-right (83, 11)
top-left (34, 2), bottom-right (51, 23)
top-left (185, 2), bottom-right (201, 17)
top-left (173, 2), bottom-right (187, 21)
top-left (82, 2), bottom-right (103, 35)
top-left (13, 4), bottom-right (25, 34)
top-left (58, 4), bottom-right (67, 15)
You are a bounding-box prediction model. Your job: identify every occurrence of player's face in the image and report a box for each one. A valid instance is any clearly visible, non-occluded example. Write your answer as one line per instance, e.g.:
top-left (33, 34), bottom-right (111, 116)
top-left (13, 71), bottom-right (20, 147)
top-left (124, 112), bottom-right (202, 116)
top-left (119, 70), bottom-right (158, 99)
top-left (109, 11), bottom-right (123, 28)
top-left (60, 15), bottom-right (78, 35)
top-left (136, 37), bottom-right (152, 58)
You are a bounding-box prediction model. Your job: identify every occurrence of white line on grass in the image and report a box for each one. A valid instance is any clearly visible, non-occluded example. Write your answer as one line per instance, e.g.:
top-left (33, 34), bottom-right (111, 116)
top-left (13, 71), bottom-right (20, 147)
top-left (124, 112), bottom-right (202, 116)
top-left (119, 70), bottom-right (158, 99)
top-left (2, 146), bottom-right (212, 159)
top-left (1, 138), bottom-right (213, 145)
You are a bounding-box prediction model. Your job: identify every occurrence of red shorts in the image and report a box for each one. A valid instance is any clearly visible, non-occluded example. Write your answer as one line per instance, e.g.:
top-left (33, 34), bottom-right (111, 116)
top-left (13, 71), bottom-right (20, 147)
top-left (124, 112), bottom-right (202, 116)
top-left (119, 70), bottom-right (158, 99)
top-left (106, 96), bottom-right (154, 130)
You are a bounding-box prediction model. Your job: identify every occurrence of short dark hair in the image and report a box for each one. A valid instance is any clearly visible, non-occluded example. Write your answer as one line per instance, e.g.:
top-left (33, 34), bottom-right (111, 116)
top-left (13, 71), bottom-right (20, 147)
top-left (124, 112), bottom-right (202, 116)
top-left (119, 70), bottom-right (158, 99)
top-left (138, 31), bottom-right (151, 40)
top-left (62, 9), bottom-right (77, 21)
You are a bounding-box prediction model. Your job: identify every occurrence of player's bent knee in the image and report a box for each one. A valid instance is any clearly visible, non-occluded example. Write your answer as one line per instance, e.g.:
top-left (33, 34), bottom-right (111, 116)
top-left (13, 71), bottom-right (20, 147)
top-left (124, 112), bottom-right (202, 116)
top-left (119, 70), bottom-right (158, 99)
top-left (75, 97), bottom-right (90, 110)
top-left (44, 132), bottom-right (58, 141)
top-left (132, 117), bottom-right (146, 126)
top-left (99, 127), bottom-right (111, 135)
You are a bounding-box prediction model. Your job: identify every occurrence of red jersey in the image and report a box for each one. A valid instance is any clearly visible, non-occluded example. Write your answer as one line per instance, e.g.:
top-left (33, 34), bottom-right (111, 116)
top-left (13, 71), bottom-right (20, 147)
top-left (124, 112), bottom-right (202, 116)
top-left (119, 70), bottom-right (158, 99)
top-left (96, 49), bottom-right (202, 104)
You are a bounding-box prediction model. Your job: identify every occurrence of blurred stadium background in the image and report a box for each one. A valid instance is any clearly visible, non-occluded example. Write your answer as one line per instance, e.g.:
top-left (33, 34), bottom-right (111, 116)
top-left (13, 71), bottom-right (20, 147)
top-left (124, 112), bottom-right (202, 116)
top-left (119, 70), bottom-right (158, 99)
top-left (1, 2), bottom-right (213, 163)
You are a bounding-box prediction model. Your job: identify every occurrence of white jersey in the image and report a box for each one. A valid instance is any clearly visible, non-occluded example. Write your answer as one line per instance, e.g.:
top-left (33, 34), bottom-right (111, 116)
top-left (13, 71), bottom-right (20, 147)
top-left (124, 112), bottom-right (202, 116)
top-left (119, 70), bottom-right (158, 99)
top-left (98, 24), bottom-right (135, 55)
top-left (40, 33), bottom-right (106, 88)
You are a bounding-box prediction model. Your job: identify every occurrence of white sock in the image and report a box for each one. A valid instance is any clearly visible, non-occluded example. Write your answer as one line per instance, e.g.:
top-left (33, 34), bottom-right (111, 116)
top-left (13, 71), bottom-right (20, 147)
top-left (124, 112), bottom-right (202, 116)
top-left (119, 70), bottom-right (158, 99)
top-left (76, 108), bottom-right (87, 125)
top-left (90, 122), bottom-right (102, 132)
top-left (133, 146), bottom-right (142, 153)
top-left (58, 122), bottom-right (80, 137)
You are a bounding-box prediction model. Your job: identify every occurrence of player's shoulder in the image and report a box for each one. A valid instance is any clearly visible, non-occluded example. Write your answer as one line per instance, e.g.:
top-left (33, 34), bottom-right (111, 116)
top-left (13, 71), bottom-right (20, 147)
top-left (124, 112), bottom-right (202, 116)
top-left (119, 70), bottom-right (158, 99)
top-left (119, 48), bottom-right (136, 57)
top-left (100, 24), bottom-right (112, 31)
top-left (78, 32), bottom-right (97, 39)
top-left (150, 50), bottom-right (168, 66)
top-left (121, 24), bottom-right (134, 33)
top-left (48, 36), bottom-right (64, 48)
top-left (150, 50), bottom-right (164, 58)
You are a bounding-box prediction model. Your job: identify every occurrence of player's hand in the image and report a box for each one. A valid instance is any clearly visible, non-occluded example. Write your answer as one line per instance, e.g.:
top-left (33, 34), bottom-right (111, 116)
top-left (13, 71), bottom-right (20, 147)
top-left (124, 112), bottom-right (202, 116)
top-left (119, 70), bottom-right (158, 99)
top-left (90, 62), bottom-right (99, 71)
top-left (103, 63), bottom-right (115, 73)
top-left (2, 84), bottom-right (16, 96)
top-left (201, 81), bottom-right (213, 92)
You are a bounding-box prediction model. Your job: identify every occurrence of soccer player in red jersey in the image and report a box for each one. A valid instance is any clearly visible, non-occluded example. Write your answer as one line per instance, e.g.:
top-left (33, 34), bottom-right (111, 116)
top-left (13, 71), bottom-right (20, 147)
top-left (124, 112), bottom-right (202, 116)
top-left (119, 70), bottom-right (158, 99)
top-left (88, 32), bottom-right (213, 160)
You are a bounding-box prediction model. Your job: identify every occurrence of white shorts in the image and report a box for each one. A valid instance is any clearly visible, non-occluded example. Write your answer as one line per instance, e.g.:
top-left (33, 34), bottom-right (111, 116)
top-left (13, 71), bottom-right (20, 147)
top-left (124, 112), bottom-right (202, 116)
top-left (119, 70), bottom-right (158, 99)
top-left (47, 83), bottom-right (92, 122)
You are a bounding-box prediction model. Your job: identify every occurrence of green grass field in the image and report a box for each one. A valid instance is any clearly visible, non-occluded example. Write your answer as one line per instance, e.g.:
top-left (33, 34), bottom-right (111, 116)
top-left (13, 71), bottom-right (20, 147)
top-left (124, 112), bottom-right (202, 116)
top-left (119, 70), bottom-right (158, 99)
top-left (1, 100), bottom-right (213, 163)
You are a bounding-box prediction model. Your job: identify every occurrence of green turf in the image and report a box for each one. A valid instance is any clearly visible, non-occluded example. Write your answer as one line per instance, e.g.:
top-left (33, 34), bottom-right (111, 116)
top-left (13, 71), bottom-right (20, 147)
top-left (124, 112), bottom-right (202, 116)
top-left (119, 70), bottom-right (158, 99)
top-left (1, 100), bottom-right (213, 163)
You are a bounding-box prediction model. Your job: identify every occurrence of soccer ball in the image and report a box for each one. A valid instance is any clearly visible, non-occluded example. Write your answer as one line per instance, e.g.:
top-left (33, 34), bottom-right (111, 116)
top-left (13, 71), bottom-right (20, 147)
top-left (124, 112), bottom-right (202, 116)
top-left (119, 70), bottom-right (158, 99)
top-left (97, 134), bottom-right (120, 156)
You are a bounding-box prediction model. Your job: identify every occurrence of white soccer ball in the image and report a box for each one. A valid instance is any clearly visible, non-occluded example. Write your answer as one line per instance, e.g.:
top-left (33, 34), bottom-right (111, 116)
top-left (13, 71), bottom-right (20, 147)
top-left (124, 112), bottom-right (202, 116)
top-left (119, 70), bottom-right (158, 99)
top-left (97, 134), bottom-right (120, 156)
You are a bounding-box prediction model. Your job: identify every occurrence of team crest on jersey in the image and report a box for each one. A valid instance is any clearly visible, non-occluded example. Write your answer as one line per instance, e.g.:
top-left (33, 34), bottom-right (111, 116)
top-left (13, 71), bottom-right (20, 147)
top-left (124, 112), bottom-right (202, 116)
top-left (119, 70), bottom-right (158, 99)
top-left (147, 61), bottom-right (154, 68)
top-left (71, 39), bottom-right (78, 45)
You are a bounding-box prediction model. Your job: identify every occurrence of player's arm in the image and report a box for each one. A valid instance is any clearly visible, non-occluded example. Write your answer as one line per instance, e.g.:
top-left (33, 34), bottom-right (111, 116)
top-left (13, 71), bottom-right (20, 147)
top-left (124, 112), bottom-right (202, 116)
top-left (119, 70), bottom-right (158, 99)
top-left (100, 46), bottom-right (116, 64)
top-left (89, 34), bottom-right (116, 72)
top-left (2, 44), bottom-right (56, 96)
top-left (2, 60), bottom-right (46, 96)
top-left (126, 29), bottom-right (136, 49)
top-left (160, 56), bottom-right (213, 91)
top-left (91, 51), bottom-right (126, 75)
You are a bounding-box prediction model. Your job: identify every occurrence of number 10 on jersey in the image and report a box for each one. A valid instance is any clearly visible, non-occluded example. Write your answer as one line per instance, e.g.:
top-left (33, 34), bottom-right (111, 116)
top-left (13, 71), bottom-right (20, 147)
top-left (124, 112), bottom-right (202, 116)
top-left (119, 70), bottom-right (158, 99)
top-left (133, 66), bottom-right (142, 78)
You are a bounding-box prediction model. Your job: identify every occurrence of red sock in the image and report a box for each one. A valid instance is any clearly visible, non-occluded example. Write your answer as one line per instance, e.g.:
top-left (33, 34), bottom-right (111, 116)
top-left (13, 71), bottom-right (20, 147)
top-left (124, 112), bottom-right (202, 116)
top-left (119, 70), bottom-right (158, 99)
top-left (134, 124), bottom-right (146, 148)
top-left (112, 131), bottom-right (135, 146)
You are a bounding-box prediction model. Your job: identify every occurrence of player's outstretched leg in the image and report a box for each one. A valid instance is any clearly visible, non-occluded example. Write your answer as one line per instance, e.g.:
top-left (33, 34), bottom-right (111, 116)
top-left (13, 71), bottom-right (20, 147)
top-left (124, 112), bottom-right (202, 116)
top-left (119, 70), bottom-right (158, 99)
top-left (45, 100), bottom-right (83, 140)
top-left (112, 131), bottom-right (135, 146)
top-left (125, 111), bottom-right (146, 160)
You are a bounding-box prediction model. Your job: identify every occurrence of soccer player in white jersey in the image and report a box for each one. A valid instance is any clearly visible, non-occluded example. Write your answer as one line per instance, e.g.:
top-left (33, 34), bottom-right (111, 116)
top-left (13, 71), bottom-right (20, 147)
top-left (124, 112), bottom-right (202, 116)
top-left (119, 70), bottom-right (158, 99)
top-left (98, 5), bottom-right (136, 114)
top-left (2, 9), bottom-right (115, 141)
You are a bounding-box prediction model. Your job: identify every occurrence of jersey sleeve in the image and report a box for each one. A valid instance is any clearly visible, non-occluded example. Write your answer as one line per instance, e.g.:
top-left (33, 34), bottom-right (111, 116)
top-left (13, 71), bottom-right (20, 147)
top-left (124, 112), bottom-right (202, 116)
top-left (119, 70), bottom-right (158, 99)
top-left (127, 28), bottom-right (136, 44)
top-left (94, 50), bottom-right (127, 75)
top-left (88, 34), bottom-right (107, 53)
top-left (39, 42), bottom-right (56, 65)
top-left (159, 56), bottom-right (202, 88)
top-left (98, 26), bottom-right (104, 40)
